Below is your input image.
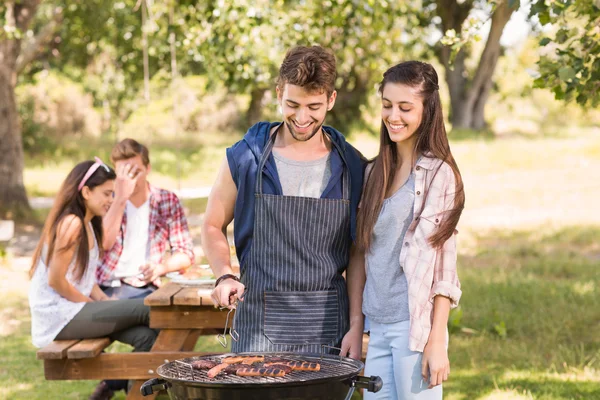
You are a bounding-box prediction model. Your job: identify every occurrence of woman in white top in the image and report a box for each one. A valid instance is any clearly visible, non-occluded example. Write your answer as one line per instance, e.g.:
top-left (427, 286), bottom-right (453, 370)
top-left (29, 158), bottom-right (157, 400)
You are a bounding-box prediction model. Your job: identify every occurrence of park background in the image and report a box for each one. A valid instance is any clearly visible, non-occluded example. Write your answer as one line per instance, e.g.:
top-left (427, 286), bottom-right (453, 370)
top-left (0, 1), bottom-right (599, 399)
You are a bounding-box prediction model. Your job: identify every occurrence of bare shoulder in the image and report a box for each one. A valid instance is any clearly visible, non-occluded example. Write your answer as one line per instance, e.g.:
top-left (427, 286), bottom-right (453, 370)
top-left (56, 214), bottom-right (83, 240)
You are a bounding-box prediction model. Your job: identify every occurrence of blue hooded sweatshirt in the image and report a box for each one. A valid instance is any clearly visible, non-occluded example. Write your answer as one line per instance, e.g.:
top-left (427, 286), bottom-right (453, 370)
top-left (226, 121), bottom-right (365, 267)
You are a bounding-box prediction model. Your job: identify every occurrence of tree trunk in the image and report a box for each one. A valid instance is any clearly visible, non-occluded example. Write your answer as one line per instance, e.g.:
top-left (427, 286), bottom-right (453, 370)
top-left (246, 87), bottom-right (268, 126)
top-left (0, 1), bottom-right (41, 218)
top-left (436, 0), bottom-right (515, 131)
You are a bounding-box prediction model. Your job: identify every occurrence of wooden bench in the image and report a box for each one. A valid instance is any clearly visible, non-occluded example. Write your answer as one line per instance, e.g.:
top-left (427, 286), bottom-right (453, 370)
top-left (37, 334), bottom-right (208, 400)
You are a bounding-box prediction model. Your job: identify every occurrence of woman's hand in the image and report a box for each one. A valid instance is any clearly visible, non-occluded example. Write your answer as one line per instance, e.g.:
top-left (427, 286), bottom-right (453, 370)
top-left (340, 324), bottom-right (364, 360)
top-left (421, 340), bottom-right (450, 388)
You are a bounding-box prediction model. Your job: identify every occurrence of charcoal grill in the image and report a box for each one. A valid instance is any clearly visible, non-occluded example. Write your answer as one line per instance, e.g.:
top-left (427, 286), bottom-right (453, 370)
top-left (140, 351), bottom-right (382, 400)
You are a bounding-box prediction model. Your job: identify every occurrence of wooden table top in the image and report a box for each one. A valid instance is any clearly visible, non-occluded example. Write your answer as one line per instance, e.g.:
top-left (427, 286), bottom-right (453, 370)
top-left (144, 282), bottom-right (215, 307)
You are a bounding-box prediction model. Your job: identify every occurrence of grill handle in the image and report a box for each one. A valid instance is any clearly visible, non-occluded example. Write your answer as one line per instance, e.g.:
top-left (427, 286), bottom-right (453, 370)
top-left (352, 375), bottom-right (383, 393)
top-left (140, 378), bottom-right (170, 396)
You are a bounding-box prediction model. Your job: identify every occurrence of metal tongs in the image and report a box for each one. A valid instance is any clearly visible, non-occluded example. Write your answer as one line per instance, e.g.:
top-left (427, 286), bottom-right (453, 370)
top-left (217, 290), bottom-right (245, 347)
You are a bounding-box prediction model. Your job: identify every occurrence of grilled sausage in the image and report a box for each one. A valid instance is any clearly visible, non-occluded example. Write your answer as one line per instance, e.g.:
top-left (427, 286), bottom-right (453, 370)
top-left (236, 367), bottom-right (287, 377)
top-left (207, 362), bottom-right (230, 378)
top-left (223, 355), bottom-right (265, 364)
top-left (191, 360), bottom-right (218, 370)
top-left (259, 363), bottom-right (293, 373)
top-left (223, 364), bottom-right (247, 374)
top-left (264, 356), bottom-right (291, 363)
top-left (264, 361), bottom-right (321, 371)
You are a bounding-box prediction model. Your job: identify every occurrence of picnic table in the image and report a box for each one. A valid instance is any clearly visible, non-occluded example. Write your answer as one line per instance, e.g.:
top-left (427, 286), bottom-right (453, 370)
top-left (39, 282), bottom-right (228, 400)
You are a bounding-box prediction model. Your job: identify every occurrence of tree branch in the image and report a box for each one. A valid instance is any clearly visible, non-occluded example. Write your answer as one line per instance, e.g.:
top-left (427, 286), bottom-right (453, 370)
top-left (466, 1), bottom-right (515, 105)
top-left (16, 6), bottom-right (63, 75)
top-left (14, 0), bottom-right (41, 32)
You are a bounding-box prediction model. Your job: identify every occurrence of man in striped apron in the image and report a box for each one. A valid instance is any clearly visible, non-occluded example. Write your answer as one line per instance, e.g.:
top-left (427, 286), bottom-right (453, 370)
top-left (202, 46), bottom-right (365, 356)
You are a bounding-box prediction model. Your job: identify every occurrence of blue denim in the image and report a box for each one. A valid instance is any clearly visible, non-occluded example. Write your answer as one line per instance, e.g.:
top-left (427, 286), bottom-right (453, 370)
top-left (364, 320), bottom-right (442, 400)
top-left (101, 283), bottom-right (157, 299)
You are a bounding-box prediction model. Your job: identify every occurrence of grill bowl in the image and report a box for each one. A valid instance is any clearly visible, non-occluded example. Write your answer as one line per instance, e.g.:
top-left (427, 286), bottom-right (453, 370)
top-left (141, 351), bottom-right (382, 400)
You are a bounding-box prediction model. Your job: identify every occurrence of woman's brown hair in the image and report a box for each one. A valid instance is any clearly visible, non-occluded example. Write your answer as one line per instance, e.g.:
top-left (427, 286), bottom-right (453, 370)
top-left (356, 61), bottom-right (465, 251)
top-left (30, 160), bottom-right (116, 281)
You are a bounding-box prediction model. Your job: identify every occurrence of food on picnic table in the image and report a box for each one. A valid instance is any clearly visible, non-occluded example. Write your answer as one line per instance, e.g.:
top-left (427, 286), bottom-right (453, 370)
top-left (236, 366), bottom-right (287, 377)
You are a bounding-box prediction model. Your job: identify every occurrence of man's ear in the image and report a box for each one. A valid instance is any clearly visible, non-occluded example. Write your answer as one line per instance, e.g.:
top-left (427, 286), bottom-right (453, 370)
top-left (145, 163), bottom-right (151, 175)
top-left (327, 90), bottom-right (337, 111)
top-left (81, 186), bottom-right (91, 200)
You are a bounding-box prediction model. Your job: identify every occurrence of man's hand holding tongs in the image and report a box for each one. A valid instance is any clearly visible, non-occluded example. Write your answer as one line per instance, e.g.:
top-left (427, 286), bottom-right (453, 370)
top-left (211, 274), bottom-right (245, 309)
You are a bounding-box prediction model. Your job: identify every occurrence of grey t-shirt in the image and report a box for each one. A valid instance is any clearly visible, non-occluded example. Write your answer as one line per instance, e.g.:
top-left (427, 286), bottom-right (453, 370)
top-left (362, 173), bottom-right (415, 324)
top-left (273, 151), bottom-right (332, 198)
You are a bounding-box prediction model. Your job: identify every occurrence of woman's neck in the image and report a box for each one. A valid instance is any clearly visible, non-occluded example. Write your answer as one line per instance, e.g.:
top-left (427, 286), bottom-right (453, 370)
top-left (395, 136), bottom-right (418, 169)
top-left (84, 209), bottom-right (93, 224)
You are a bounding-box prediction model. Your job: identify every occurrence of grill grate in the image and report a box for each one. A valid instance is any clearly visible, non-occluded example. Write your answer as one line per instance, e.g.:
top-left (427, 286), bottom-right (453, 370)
top-left (157, 352), bottom-right (363, 385)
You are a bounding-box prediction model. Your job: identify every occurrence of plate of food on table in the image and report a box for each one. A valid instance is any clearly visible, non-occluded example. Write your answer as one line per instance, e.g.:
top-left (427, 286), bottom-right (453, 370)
top-left (166, 264), bottom-right (216, 287)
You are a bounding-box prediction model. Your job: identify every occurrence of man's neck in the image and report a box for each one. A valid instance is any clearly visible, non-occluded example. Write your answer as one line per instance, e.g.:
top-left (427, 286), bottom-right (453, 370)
top-left (129, 182), bottom-right (151, 208)
top-left (272, 123), bottom-right (331, 161)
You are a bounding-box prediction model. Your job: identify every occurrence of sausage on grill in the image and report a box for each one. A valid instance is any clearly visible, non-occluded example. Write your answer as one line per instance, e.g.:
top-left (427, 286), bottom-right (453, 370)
top-left (264, 361), bottom-right (321, 371)
top-left (223, 356), bottom-right (265, 364)
top-left (259, 363), bottom-right (293, 373)
top-left (236, 367), bottom-right (287, 377)
top-left (191, 360), bottom-right (218, 370)
top-left (207, 362), bottom-right (230, 378)
top-left (223, 364), bottom-right (247, 374)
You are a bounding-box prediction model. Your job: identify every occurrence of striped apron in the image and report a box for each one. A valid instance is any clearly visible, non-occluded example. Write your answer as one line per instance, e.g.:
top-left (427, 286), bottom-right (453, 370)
top-left (232, 129), bottom-right (351, 353)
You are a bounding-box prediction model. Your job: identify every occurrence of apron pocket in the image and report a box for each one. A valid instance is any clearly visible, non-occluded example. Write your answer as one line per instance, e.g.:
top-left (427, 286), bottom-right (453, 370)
top-left (264, 290), bottom-right (339, 346)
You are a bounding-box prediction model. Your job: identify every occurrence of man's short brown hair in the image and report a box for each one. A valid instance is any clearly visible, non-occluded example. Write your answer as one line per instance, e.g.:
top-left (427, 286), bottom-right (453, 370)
top-left (111, 138), bottom-right (150, 166)
top-left (277, 46), bottom-right (337, 97)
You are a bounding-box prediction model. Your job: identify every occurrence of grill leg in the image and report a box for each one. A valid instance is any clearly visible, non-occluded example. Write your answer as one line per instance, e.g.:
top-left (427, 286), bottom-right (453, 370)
top-left (344, 387), bottom-right (356, 400)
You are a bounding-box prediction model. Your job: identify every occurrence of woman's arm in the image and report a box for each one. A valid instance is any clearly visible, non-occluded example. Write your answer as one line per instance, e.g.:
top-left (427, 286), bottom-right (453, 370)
top-left (47, 216), bottom-right (93, 303)
top-left (90, 284), bottom-right (110, 301)
top-left (421, 295), bottom-right (451, 388)
top-left (340, 245), bottom-right (366, 359)
top-left (422, 163), bottom-right (462, 388)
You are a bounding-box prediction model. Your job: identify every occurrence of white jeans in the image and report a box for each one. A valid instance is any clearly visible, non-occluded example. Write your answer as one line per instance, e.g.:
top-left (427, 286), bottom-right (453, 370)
top-left (364, 320), bottom-right (442, 400)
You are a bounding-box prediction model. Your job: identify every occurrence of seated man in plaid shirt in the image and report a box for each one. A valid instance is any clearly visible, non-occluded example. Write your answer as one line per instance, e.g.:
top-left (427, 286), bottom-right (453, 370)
top-left (97, 138), bottom-right (195, 299)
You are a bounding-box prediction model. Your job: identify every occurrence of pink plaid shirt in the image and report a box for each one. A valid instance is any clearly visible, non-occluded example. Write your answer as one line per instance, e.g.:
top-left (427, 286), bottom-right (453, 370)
top-left (364, 154), bottom-right (462, 352)
top-left (401, 155), bottom-right (462, 352)
top-left (96, 184), bottom-right (195, 284)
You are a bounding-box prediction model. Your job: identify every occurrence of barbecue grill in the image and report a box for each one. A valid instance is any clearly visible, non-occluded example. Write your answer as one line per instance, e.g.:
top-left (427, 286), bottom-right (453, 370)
top-left (140, 351), bottom-right (382, 400)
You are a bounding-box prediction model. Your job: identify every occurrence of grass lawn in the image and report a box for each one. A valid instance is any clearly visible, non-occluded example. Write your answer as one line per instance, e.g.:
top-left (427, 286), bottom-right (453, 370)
top-left (5, 131), bottom-right (599, 399)
top-left (2, 226), bottom-right (598, 399)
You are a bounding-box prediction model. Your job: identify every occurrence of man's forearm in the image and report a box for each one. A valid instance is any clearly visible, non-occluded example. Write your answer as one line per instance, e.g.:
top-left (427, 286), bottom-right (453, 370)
top-left (203, 225), bottom-right (235, 278)
top-left (164, 251), bottom-right (193, 273)
top-left (102, 196), bottom-right (127, 250)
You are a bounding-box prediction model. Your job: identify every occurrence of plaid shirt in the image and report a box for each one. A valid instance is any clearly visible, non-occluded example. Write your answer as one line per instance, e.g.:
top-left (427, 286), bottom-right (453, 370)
top-left (400, 155), bottom-right (462, 352)
top-left (96, 184), bottom-right (195, 284)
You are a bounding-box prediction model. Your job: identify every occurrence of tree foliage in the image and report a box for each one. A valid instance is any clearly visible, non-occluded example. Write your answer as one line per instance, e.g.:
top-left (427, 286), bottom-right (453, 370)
top-left (530, 0), bottom-right (600, 107)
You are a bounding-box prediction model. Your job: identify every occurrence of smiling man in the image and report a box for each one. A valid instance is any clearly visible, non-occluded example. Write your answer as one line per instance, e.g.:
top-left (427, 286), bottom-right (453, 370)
top-left (202, 46), bottom-right (365, 356)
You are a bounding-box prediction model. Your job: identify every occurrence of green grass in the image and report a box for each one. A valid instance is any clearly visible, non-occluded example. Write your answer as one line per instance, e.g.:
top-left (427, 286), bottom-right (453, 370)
top-left (444, 226), bottom-right (600, 400)
top-left (2, 226), bottom-right (598, 399)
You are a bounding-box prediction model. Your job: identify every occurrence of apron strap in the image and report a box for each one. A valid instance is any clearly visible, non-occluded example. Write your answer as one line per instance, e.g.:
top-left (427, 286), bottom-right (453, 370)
top-left (255, 124), bottom-right (350, 200)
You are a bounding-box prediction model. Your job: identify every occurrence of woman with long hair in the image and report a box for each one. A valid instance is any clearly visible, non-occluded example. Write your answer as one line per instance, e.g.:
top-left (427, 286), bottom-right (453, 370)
top-left (342, 61), bottom-right (465, 399)
top-left (29, 158), bottom-right (157, 400)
